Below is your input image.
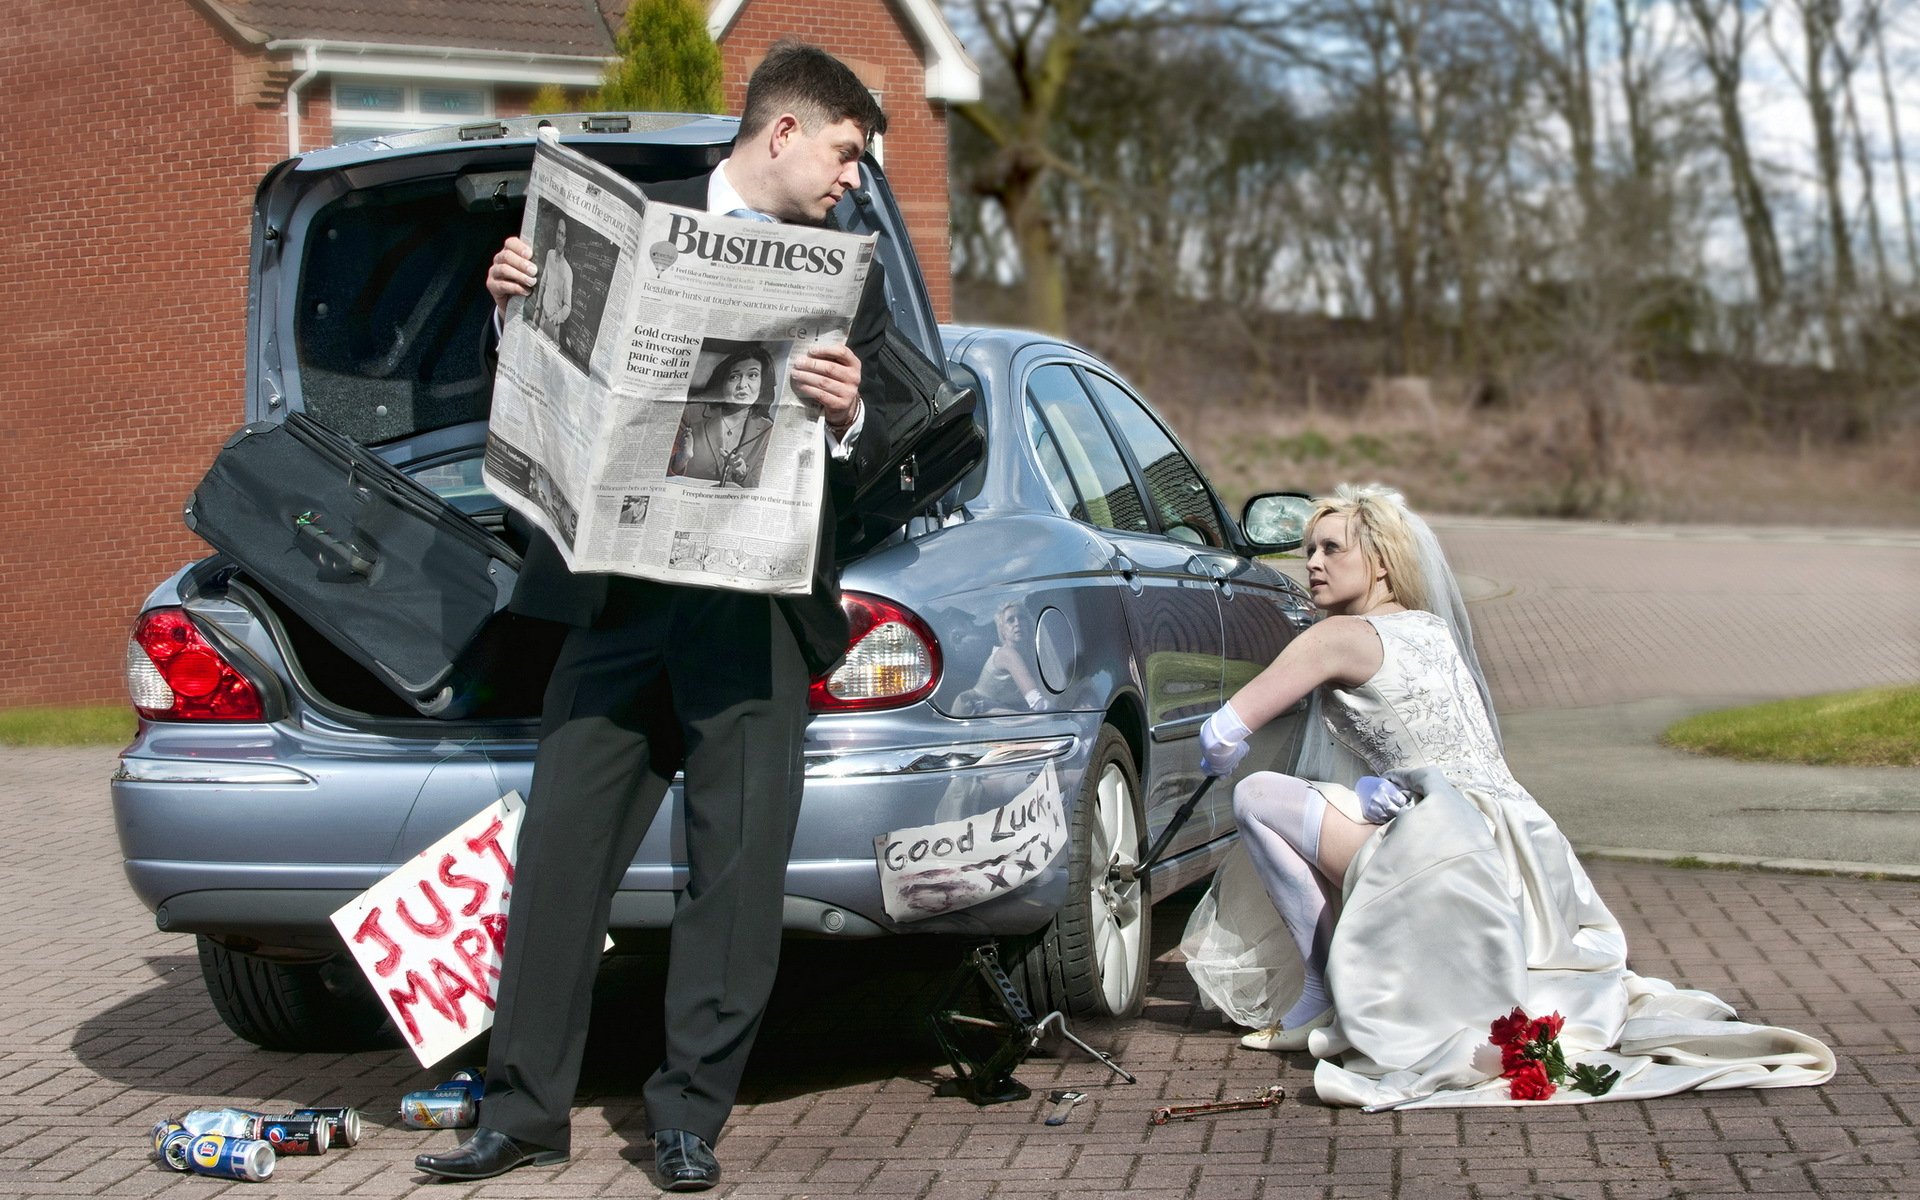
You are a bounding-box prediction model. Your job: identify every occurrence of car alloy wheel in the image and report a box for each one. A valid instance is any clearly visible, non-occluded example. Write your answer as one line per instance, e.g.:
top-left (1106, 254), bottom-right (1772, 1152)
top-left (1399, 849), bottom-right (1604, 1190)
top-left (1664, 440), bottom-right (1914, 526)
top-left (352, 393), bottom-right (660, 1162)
top-left (1085, 740), bottom-right (1146, 1013)
top-left (1004, 724), bottom-right (1150, 1019)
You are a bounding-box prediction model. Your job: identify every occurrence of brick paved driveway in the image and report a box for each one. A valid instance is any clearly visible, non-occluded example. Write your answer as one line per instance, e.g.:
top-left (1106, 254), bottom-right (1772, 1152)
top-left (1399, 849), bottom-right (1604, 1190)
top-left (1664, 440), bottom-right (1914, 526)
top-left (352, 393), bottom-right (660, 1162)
top-left (6, 746), bottom-right (1916, 1197)
top-left (1430, 519), bottom-right (1920, 713)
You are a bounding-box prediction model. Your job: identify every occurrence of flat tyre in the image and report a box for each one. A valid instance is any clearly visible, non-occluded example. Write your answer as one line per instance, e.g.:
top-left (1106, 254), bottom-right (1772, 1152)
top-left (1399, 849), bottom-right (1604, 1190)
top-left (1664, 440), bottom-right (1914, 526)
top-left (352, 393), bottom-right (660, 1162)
top-left (1005, 725), bottom-right (1149, 1019)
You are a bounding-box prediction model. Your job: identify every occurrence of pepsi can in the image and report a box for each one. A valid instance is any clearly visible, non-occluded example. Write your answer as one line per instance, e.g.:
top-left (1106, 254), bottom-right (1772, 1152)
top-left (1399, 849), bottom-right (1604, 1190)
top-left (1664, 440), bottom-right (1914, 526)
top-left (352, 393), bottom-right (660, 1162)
top-left (398, 1090), bottom-right (476, 1130)
top-left (440, 1070), bottom-right (485, 1100)
top-left (256, 1114), bottom-right (329, 1155)
top-left (186, 1133), bottom-right (276, 1182)
top-left (292, 1106), bottom-right (362, 1147)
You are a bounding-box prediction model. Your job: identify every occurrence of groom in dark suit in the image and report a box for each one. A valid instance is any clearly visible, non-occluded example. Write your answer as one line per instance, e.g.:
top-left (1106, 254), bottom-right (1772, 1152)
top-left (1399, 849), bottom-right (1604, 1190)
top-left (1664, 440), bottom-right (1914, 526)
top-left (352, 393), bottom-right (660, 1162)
top-left (416, 43), bottom-right (891, 1191)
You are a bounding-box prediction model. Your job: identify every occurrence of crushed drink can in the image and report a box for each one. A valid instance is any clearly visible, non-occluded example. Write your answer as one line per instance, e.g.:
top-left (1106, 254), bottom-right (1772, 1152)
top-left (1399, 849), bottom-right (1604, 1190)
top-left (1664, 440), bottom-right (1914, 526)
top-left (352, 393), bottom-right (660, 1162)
top-left (255, 1114), bottom-right (329, 1155)
top-left (398, 1089), bottom-right (476, 1130)
top-left (440, 1070), bottom-right (485, 1100)
top-left (186, 1133), bottom-right (276, 1182)
top-left (180, 1107), bottom-right (265, 1138)
top-left (150, 1121), bottom-right (191, 1172)
top-left (160, 1127), bottom-right (197, 1172)
top-left (292, 1106), bottom-right (362, 1148)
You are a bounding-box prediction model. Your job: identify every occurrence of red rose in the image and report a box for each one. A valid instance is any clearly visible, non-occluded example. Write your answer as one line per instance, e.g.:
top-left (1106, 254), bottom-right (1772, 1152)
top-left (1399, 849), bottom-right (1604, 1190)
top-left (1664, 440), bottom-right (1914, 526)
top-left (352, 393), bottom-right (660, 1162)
top-left (1500, 1041), bottom-right (1529, 1073)
top-left (1508, 1060), bottom-right (1556, 1101)
top-left (1530, 1012), bottom-right (1566, 1043)
top-left (1489, 1006), bottom-right (1530, 1047)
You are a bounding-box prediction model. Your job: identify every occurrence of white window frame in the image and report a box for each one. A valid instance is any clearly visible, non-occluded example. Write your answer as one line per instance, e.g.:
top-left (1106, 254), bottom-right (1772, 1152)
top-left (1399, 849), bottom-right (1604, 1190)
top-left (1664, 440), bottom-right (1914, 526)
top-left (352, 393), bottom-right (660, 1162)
top-left (329, 76), bottom-right (494, 143)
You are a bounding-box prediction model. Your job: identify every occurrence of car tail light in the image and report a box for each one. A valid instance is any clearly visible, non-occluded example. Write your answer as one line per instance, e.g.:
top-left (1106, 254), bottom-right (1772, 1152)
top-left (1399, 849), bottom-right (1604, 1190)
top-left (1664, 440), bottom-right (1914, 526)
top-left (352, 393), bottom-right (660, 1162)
top-left (809, 593), bottom-right (940, 712)
top-left (126, 608), bottom-right (265, 721)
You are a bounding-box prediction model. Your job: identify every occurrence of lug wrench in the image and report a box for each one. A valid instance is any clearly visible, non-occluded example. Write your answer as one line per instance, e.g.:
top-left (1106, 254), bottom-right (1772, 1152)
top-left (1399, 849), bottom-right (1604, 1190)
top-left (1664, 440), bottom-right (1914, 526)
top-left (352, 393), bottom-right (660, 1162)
top-left (1149, 1084), bottom-right (1285, 1126)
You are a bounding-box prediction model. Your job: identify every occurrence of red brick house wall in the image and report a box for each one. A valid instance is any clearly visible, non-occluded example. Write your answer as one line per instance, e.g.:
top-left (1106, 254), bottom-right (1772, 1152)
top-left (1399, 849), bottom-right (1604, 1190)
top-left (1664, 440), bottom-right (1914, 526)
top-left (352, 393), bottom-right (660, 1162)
top-left (717, 1), bottom-right (953, 321)
top-left (0, 2), bottom-right (287, 707)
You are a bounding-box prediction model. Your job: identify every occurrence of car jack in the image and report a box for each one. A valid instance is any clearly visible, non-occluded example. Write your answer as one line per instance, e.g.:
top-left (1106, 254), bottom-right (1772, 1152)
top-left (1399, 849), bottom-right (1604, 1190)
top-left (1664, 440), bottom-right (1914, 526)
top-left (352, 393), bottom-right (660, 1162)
top-left (929, 944), bottom-right (1136, 1105)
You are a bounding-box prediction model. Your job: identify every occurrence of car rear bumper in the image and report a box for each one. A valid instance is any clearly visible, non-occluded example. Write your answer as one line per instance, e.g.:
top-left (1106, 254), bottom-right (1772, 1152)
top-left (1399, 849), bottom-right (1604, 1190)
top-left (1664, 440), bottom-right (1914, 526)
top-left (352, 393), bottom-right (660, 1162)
top-left (113, 715), bottom-right (1097, 949)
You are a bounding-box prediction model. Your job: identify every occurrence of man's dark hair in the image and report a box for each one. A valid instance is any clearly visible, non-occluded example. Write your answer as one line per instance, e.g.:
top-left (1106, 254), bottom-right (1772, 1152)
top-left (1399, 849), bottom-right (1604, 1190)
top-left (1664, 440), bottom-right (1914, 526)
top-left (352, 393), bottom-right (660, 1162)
top-left (737, 41), bottom-right (888, 143)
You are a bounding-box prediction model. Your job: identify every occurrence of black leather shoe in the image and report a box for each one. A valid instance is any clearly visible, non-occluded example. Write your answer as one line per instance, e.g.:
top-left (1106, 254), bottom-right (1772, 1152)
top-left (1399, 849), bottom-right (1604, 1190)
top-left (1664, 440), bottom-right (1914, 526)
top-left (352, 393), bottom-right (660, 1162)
top-left (654, 1128), bottom-right (720, 1191)
top-left (415, 1126), bottom-right (568, 1181)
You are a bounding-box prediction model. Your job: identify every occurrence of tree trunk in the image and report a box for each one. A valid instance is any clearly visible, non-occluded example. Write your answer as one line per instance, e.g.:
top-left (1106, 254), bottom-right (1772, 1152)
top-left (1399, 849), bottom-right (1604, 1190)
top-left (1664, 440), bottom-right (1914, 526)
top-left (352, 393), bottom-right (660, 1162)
top-left (1685, 0), bottom-right (1784, 308)
top-left (1869, 6), bottom-right (1920, 278)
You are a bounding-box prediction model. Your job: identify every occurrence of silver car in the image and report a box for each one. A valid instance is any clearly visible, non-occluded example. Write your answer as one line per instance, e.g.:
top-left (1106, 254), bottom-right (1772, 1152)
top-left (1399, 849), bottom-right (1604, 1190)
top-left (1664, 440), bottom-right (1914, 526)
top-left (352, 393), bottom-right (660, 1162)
top-left (112, 116), bottom-right (1317, 1051)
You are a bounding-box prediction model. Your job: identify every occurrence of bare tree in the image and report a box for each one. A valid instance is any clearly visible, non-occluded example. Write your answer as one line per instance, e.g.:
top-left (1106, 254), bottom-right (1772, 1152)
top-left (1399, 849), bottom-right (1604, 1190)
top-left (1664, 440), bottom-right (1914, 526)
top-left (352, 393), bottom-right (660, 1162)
top-left (951, 0), bottom-right (1289, 332)
top-left (1768, 0), bottom-right (1855, 294)
top-left (1867, 0), bottom-right (1919, 279)
top-left (1681, 0), bottom-right (1785, 309)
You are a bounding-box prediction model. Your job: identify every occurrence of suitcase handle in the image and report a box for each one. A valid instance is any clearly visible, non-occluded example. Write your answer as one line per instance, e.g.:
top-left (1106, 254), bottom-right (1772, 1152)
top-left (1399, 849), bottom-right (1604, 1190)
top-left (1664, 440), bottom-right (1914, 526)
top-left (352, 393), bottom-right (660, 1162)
top-left (293, 512), bottom-right (375, 577)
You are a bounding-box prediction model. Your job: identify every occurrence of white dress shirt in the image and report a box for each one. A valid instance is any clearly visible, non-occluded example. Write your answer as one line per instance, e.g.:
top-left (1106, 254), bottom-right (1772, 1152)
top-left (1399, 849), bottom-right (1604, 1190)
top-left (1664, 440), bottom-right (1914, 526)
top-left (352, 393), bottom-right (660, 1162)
top-left (711, 160), bottom-right (865, 456)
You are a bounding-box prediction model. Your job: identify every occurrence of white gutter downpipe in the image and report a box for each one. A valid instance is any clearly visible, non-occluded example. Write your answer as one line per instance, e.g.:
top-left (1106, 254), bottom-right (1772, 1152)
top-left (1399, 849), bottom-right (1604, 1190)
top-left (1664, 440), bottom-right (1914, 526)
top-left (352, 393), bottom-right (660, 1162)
top-left (285, 43), bottom-right (321, 156)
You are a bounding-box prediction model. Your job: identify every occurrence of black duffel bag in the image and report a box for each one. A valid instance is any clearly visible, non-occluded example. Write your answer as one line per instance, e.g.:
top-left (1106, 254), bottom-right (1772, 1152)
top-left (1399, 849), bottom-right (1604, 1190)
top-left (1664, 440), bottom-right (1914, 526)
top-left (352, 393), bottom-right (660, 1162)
top-left (184, 411), bottom-right (520, 717)
top-left (838, 322), bottom-right (984, 558)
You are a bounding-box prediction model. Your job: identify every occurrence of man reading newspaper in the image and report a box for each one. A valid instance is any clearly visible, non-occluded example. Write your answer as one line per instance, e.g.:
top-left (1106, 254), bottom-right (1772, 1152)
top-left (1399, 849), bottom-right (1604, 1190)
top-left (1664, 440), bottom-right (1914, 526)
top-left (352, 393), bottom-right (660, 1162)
top-left (414, 43), bottom-right (893, 1192)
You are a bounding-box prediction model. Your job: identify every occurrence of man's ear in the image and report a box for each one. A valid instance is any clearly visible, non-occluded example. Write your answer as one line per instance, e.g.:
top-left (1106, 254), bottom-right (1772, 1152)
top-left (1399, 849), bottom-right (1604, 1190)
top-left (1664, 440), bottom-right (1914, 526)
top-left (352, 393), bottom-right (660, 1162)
top-left (765, 113), bottom-right (801, 157)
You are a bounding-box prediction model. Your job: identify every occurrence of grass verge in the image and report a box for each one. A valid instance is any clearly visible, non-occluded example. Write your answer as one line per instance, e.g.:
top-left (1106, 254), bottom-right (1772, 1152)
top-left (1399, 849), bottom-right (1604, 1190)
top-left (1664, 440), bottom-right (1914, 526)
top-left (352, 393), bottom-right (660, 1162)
top-left (1661, 686), bottom-right (1920, 768)
top-left (0, 705), bottom-right (134, 747)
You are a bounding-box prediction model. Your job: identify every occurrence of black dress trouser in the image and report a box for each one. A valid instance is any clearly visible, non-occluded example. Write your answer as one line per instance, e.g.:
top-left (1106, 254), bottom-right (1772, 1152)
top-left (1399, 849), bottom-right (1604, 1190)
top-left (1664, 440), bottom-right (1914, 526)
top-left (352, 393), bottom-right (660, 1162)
top-left (478, 577), bottom-right (809, 1147)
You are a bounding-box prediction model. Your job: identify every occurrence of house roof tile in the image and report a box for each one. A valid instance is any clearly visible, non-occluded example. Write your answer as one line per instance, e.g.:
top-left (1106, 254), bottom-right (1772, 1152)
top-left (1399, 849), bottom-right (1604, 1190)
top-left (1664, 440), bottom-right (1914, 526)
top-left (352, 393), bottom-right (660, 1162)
top-left (219, 1), bottom-right (620, 58)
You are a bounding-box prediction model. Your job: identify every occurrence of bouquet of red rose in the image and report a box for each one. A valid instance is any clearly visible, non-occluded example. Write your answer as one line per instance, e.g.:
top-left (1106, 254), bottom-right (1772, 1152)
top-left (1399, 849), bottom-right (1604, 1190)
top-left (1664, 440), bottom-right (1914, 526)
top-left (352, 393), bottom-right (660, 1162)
top-left (1488, 1007), bottom-right (1619, 1100)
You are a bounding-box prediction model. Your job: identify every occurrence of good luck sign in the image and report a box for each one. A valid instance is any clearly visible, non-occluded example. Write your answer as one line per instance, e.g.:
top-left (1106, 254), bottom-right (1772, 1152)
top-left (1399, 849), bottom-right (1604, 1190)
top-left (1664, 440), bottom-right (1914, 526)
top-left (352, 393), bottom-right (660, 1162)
top-left (330, 792), bottom-right (524, 1067)
top-left (875, 763), bottom-right (1068, 923)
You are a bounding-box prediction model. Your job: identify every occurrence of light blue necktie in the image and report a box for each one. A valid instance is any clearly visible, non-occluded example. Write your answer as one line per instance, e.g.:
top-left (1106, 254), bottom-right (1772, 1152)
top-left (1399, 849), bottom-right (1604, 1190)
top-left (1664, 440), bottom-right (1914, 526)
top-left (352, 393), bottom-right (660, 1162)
top-left (727, 207), bottom-right (775, 222)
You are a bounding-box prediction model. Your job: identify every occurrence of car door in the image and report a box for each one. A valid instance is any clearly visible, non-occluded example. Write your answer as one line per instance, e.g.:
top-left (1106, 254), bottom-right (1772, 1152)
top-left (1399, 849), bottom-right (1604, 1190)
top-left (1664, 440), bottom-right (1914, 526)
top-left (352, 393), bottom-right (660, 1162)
top-left (1020, 361), bottom-right (1226, 860)
top-left (1074, 368), bottom-right (1251, 849)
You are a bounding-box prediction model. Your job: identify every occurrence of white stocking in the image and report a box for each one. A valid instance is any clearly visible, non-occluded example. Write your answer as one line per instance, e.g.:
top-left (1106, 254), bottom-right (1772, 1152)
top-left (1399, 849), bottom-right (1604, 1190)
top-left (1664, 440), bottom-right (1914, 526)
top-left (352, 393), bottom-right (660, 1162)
top-left (1232, 772), bottom-right (1337, 1029)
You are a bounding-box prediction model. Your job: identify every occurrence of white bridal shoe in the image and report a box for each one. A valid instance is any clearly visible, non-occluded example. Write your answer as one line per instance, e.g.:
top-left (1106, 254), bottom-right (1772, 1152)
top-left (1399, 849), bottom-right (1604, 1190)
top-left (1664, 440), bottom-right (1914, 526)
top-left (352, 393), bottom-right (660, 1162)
top-left (1239, 1009), bottom-right (1335, 1052)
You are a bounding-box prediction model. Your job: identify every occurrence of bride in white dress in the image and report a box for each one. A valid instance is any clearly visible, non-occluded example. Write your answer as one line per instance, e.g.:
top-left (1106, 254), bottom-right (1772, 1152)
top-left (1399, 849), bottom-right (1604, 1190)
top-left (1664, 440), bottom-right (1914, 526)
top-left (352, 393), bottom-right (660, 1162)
top-left (1187, 485), bottom-right (1833, 1108)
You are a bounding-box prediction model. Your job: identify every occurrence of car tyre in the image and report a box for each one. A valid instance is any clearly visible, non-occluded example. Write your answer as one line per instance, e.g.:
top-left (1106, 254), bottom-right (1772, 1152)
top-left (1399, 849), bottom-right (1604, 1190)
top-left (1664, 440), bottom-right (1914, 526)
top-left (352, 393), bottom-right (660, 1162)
top-left (1005, 725), bottom-right (1150, 1020)
top-left (197, 937), bottom-right (398, 1052)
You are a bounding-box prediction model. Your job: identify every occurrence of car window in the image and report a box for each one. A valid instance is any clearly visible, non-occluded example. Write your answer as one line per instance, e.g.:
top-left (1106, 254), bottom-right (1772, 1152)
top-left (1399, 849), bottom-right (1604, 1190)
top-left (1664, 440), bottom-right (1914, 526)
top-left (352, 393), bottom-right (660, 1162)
top-left (1023, 364), bottom-right (1148, 533)
top-left (1081, 371), bottom-right (1225, 547)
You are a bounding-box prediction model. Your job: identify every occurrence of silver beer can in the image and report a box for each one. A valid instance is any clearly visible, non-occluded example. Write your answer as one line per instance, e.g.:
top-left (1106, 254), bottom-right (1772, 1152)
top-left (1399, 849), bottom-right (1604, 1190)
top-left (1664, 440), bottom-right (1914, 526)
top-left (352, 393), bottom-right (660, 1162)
top-left (397, 1090), bottom-right (476, 1130)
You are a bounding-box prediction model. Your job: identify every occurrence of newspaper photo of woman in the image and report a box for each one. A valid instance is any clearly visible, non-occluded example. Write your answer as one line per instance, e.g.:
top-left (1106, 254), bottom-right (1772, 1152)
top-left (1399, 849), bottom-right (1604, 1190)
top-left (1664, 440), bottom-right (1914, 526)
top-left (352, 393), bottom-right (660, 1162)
top-left (667, 341), bottom-right (783, 488)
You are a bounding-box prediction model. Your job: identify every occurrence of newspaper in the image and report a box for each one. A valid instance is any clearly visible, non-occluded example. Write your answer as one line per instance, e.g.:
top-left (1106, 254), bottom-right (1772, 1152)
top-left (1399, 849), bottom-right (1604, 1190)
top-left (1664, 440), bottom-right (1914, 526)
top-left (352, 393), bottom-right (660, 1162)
top-left (482, 131), bottom-right (876, 594)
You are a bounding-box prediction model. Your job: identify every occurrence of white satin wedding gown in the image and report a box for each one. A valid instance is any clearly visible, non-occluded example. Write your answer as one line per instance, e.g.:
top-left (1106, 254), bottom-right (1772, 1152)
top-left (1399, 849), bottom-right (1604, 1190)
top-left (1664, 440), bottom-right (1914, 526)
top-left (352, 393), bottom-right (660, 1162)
top-left (1246, 609), bottom-right (1834, 1109)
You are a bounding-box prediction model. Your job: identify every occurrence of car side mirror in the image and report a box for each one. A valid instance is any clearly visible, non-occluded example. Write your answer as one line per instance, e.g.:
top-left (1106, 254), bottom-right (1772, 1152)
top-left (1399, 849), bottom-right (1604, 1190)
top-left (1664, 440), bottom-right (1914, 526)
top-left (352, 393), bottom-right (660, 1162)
top-left (1240, 492), bottom-right (1313, 553)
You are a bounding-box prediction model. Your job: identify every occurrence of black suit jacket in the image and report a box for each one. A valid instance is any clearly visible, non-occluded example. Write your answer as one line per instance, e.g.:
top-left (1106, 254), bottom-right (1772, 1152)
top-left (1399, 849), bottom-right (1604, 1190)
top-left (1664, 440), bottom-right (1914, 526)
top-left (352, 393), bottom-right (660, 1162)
top-left (506, 171), bottom-right (894, 675)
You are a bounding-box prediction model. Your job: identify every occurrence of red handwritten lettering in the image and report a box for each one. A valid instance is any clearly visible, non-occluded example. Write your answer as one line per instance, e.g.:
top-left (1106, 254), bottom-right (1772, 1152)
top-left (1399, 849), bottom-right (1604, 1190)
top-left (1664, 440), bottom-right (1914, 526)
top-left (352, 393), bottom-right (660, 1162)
top-left (452, 927), bottom-right (501, 988)
top-left (395, 881), bottom-right (453, 938)
top-left (387, 969), bottom-right (457, 1044)
top-left (351, 907), bottom-right (403, 976)
top-left (429, 957), bottom-right (492, 1024)
top-left (481, 912), bottom-right (509, 956)
top-left (438, 854), bottom-right (489, 916)
top-left (465, 817), bottom-right (515, 883)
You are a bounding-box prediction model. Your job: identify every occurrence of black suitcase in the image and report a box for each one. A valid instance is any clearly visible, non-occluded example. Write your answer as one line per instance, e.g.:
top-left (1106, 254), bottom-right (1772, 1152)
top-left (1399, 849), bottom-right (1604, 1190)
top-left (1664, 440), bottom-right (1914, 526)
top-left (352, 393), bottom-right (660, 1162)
top-left (839, 322), bottom-right (985, 558)
top-left (184, 411), bottom-right (522, 717)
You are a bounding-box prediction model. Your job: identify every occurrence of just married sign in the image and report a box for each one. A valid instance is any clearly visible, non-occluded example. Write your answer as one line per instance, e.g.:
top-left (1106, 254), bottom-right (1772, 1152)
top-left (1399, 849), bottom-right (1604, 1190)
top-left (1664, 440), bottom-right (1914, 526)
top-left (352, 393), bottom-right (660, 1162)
top-left (330, 793), bottom-right (526, 1067)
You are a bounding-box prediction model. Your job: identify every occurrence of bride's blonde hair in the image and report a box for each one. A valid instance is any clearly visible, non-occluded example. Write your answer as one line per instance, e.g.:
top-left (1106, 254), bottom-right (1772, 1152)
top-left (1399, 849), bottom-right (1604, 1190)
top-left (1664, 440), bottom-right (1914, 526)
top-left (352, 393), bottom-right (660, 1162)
top-left (1307, 484), bottom-right (1432, 615)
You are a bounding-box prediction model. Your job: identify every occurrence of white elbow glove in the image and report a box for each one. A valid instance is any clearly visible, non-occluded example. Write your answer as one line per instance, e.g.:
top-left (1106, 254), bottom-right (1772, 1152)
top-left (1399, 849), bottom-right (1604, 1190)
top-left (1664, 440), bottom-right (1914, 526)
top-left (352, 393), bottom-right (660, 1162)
top-left (1199, 702), bottom-right (1252, 778)
top-left (1356, 775), bottom-right (1414, 824)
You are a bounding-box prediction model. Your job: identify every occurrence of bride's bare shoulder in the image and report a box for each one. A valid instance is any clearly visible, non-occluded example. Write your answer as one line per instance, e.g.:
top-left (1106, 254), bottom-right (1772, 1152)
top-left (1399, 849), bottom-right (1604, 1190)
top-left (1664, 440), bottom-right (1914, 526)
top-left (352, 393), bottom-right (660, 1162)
top-left (1290, 615), bottom-right (1386, 685)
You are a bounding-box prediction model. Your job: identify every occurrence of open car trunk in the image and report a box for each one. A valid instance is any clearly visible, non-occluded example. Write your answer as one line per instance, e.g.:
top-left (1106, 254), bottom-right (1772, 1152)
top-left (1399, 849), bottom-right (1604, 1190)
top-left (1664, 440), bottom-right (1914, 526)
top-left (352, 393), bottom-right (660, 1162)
top-left (208, 115), bottom-right (956, 721)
